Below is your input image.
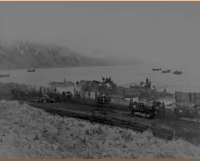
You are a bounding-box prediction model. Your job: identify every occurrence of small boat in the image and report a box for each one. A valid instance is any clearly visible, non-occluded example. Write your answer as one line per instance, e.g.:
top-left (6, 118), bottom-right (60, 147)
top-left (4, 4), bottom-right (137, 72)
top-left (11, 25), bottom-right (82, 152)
top-left (173, 71), bottom-right (182, 75)
top-left (27, 69), bottom-right (35, 72)
top-left (0, 74), bottom-right (10, 77)
top-left (162, 70), bottom-right (171, 73)
top-left (152, 68), bottom-right (162, 71)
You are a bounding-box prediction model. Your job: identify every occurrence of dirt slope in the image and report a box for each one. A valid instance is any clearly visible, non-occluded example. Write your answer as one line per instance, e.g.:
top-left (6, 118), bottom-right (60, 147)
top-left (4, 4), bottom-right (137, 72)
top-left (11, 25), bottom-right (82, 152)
top-left (0, 100), bottom-right (199, 159)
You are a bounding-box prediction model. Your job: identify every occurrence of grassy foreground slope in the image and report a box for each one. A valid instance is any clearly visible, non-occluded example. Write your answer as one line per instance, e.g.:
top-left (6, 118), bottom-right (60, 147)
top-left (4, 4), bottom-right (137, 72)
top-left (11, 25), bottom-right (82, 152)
top-left (0, 100), bottom-right (199, 159)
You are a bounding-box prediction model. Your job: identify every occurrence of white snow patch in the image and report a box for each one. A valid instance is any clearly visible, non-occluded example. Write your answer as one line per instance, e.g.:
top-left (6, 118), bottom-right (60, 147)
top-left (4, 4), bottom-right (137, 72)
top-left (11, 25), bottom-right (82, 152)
top-left (46, 45), bottom-right (51, 50)
top-left (17, 45), bottom-right (24, 55)
top-left (51, 45), bottom-right (58, 50)
top-left (17, 45), bottom-right (21, 53)
top-left (35, 50), bottom-right (39, 55)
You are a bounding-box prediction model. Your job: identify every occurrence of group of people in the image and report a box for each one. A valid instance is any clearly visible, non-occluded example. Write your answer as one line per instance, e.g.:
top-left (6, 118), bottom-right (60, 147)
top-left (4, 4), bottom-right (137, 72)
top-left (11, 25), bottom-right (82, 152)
top-left (38, 84), bottom-right (111, 103)
top-left (74, 91), bottom-right (91, 100)
top-left (102, 76), bottom-right (113, 84)
top-left (45, 90), bottom-right (92, 102)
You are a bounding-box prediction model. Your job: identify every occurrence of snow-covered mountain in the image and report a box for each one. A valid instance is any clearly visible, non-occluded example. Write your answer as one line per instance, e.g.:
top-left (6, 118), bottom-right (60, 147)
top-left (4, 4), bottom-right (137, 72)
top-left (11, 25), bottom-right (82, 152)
top-left (0, 41), bottom-right (110, 69)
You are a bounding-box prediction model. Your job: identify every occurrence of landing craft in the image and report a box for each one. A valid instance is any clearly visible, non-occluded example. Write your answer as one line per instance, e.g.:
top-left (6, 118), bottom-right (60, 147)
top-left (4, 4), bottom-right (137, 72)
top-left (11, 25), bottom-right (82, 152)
top-left (152, 68), bottom-right (162, 71)
top-left (0, 74), bottom-right (10, 77)
top-left (27, 69), bottom-right (35, 72)
top-left (162, 70), bottom-right (171, 73)
top-left (48, 79), bottom-right (74, 88)
top-left (173, 71), bottom-right (182, 75)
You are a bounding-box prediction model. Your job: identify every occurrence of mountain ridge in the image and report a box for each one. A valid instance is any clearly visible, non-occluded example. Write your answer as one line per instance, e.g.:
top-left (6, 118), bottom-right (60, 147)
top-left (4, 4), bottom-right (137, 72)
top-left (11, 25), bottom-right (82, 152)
top-left (0, 41), bottom-right (141, 70)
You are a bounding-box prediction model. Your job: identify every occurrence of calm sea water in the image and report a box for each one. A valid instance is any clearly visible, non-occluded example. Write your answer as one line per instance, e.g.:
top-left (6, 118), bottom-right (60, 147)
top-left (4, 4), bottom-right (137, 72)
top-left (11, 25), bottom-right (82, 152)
top-left (0, 64), bottom-right (200, 93)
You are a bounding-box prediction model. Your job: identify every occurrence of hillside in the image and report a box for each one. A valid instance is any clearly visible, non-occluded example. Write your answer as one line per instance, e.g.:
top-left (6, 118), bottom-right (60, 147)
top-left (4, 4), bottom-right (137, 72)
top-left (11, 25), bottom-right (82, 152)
top-left (0, 100), bottom-right (199, 159)
top-left (0, 41), bottom-right (111, 69)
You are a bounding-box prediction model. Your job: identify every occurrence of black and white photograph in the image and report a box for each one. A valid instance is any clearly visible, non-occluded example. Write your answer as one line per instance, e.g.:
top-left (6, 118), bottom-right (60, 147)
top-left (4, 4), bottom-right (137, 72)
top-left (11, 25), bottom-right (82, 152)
top-left (0, 1), bottom-right (200, 159)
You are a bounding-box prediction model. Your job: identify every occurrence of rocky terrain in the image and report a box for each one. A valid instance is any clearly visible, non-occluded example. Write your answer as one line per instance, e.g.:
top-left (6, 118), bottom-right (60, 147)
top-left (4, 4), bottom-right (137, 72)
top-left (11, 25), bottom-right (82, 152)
top-left (0, 100), bottom-right (199, 159)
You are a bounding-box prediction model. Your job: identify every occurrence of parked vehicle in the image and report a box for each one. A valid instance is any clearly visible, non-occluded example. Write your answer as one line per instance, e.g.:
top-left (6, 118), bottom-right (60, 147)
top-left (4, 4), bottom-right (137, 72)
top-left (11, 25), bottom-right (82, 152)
top-left (129, 101), bottom-right (162, 119)
top-left (174, 106), bottom-right (200, 122)
top-left (33, 97), bottom-right (56, 103)
top-left (97, 94), bottom-right (111, 104)
top-left (0, 74), bottom-right (10, 77)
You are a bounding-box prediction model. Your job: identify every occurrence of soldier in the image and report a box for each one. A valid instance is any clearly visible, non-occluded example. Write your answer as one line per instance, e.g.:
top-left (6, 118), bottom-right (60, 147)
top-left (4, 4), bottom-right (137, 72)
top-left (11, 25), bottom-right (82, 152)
top-left (56, 92), bottom-right (60, 102)
top-left (95, 92), bottom-right (98, 100)
top-left (32, 86), bottom-right (35, 96)
top-left (69, 92), bottom-right (72, 99)
top-left (153, 86), bottom-right (156, 92)
top-left (39, 86), bottom-right (42, 96)
top-left (130, 97), bottom-right (133, 105)
top-left (189, 92), bottom-right (192, 102)
top-left (82, 91), bottom-right (85, 100)
top-left (62, 91), bottom-right (66, 101)
top-left (54, 87), bottom-right (57, 94)
top-left (109, 76), bottom-right (111, 83)
top-left (51, 88), bottom-right (54, 98)
top-left (129, 97), bottom-right (133, 110)
top-left (102, 94), bottom-right (105, 103)
top-left (75, 91), bottom-right (78, 99)
top-left (88, 91), bottom-right (91, 99)
top-left (102, 77), bottom-right (105, 82)
top-left (98, 93), bottom-right (101, 103)
top-left (44, 87), bottom-right (46, 93)
top-left (162, 102), bottom-right (166, 118)
top-left (138, 96), bottom-right (140, 102)
top-left (79, 92), bottom-right (81, 99)
top-left (145, 78), bottom-right (148, 87)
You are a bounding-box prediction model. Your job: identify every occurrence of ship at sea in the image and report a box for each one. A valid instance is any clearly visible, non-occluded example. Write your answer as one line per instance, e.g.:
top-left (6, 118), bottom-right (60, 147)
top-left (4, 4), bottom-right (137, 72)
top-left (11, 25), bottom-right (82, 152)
top-left (48, 79), bottom-right (74, 88)
top-left (173, 70), bottom-right (182, 75)
top-left (152, 68), bottom-right (162, 71)
top-left (27, 69), bottom-right (35, 72)
top-left (162, 70), bottom-right (171, 73)
top-left (0, 74), bottom-right (10, 78)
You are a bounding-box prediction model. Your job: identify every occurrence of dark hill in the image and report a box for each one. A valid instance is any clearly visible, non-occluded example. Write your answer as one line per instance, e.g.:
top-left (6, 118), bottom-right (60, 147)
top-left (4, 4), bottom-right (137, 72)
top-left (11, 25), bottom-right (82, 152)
top-left (0, 42), bottom-right (110, 69)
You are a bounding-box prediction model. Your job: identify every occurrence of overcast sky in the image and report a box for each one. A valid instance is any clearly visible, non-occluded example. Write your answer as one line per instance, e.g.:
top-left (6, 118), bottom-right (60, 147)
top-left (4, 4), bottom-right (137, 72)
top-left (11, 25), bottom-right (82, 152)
top-left (0, 2), bottom-right (200, 66)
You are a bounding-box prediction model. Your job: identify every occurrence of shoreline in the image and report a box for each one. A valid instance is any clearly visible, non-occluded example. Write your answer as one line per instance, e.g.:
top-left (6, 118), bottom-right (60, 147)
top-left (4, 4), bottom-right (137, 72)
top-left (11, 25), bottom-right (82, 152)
top-left (0, 63), bottom-right (146, 71)
top-left (0, 64), bottom-right (117, 71)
